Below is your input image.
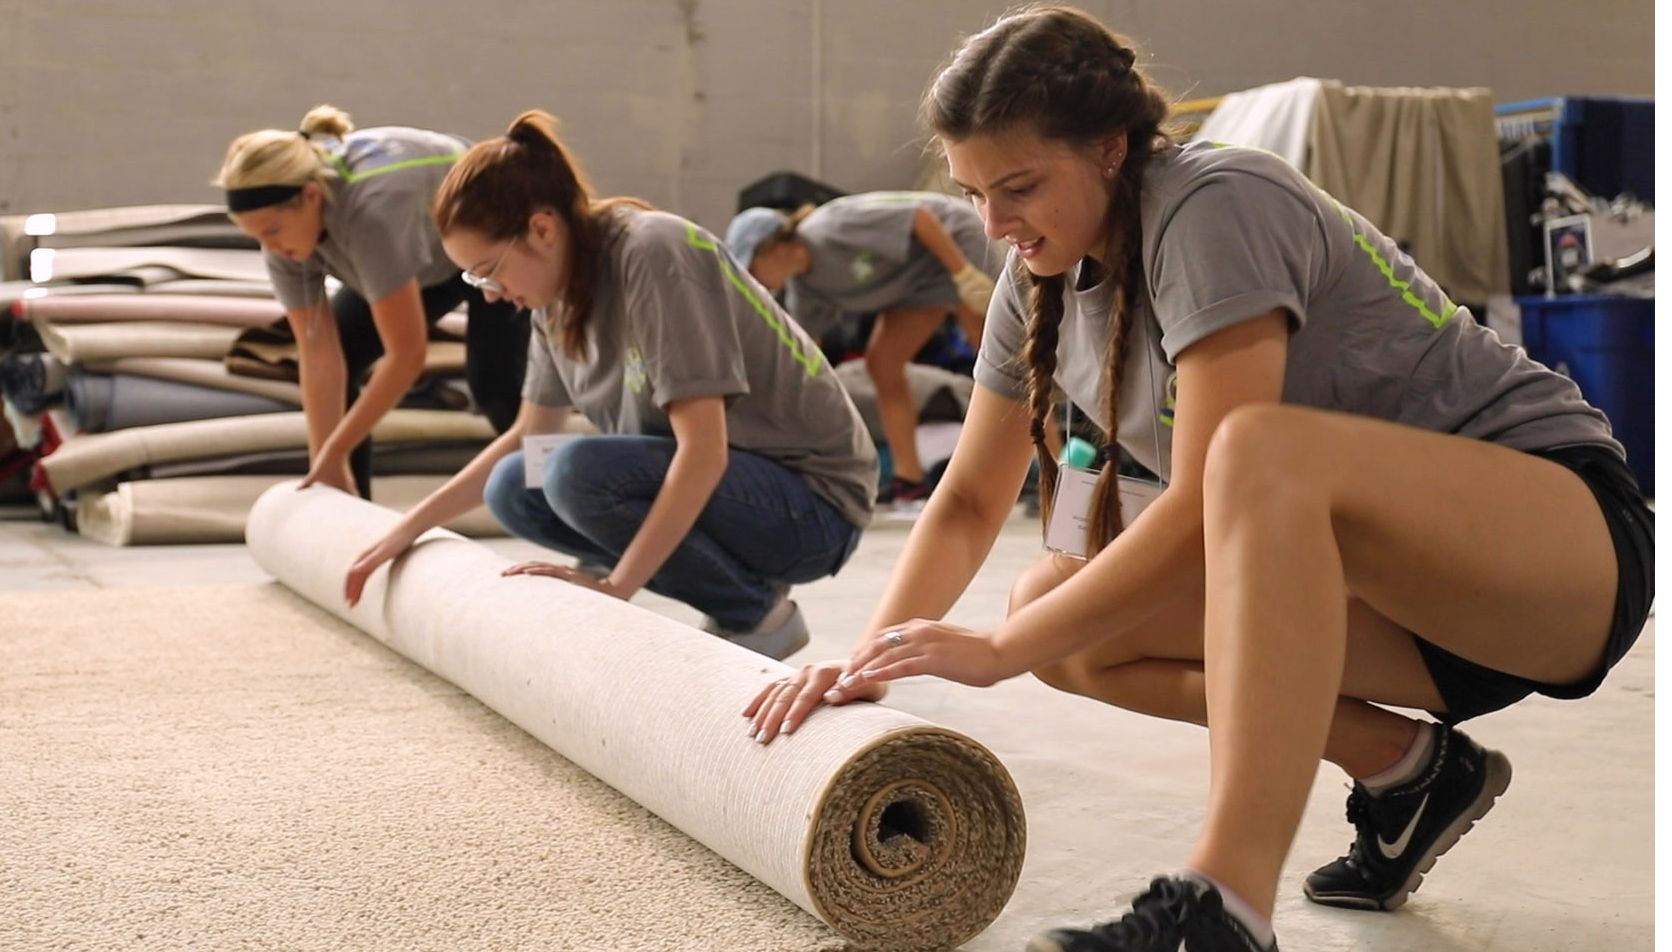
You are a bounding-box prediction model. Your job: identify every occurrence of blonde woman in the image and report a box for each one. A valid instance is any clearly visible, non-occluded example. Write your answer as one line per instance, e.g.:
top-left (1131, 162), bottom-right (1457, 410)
top-left (217, 105), bottom-right (528, 497)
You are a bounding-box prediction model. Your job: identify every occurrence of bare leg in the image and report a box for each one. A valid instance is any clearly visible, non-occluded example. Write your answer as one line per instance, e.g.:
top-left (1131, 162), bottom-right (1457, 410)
top-left (1189, 405), bottom-right (1615, 915)
top-left (1011, 556), bottom-right (1429, 784)
top-left (866, 306), bottom-right (949, 483)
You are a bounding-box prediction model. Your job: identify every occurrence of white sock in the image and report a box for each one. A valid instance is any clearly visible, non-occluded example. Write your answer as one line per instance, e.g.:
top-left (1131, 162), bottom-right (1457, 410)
top-left (1178, 869), bottom-right (1275, 949)
top-left (1361, 721), bottom-right (1436, 794)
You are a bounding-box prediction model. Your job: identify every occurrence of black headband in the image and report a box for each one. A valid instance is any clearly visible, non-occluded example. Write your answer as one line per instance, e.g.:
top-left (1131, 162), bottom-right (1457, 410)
top-left (226, 184), bottom-right (304, 213)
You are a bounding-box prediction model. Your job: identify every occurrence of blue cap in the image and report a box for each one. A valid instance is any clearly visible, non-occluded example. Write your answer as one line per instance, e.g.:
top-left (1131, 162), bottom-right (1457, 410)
top-left (724, 206), bottom-right (788, 269)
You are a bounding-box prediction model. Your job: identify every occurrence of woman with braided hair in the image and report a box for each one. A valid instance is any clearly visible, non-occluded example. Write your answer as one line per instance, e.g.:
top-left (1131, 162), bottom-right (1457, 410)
top-left (745, 5), bottom-right (1651, 951)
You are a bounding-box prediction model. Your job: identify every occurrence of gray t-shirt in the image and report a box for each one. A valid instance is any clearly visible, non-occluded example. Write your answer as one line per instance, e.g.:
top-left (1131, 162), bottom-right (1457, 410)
top-left (975, 141), bottom-right (1623, 482)
top-left (267, 127), bottom-right (469, 309)
top-left (522, 206), bottom-right (878, 528)
top-left (785, 191), bottom-right (1000, 337)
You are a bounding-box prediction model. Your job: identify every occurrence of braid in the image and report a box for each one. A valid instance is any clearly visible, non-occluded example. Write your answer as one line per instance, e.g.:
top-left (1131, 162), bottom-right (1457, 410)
top-left (1083, 122), bottom-right (1162, 557)
top-left (1023, 269), bottom-right (1067, 538)
top-left (1082, 249), bottom-right (1142, 556)
top-left (922, 4), bottom-right (1177, 553)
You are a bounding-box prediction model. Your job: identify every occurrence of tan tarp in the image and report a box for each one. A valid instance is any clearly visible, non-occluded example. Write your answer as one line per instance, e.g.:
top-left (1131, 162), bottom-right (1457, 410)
top-left (1307, 81), bottom-right (1510, 303)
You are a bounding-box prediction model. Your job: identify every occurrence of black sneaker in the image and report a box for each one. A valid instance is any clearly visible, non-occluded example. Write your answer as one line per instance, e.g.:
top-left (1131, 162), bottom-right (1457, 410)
top-left (1027, 876), bottom-right (1276, 952)
top-left (1304, 724), bottom-right (1512, 911)
top-left (879, 476), bottom-right (931, 505)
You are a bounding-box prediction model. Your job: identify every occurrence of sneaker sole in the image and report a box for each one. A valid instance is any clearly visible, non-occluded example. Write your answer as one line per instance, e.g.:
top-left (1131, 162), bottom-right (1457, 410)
top-left (1305, 750), bottom-right (1513, 911)
top-left (725, 617), bottom-right (810, 661)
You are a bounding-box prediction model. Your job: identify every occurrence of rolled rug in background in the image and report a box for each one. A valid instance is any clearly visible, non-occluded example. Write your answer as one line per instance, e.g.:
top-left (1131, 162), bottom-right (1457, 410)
top-left (37, 409), bottom-right (494, 495)
top-left (81, 357), bottom-right (302, 405)
top-left (32, 319), bottom-right (242, 363)
top-left (65, 372), bottom-right (293, 432)
top-left (0, 281), bottom-right (140, 310)
top-left (143, 279), bottom-right (280, 298)
top-left (0, 353), bottom-right (70, 415)
top-left (77, 474), bottom-right (505, 546)
top-left (246, 485), bottom-right (1027, 951)
top-left (30, 246), bottom-right (269, 285)
top-left (140, 440), bottom-right (486, 481)
top-left (16, 293), bottom-right (283, 327)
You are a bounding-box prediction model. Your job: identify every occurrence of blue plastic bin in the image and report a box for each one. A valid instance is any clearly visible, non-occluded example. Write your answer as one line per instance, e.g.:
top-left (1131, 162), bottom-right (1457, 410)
top-left (1516, 295), bottom-right (1655, 494)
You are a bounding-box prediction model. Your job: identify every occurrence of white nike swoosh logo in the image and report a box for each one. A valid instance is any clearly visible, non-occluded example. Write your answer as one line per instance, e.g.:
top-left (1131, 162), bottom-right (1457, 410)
top-left (1377, 793), bottom-right (1429, 859)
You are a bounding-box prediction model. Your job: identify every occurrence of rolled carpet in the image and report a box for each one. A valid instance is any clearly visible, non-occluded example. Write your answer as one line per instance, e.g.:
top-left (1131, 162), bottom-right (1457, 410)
top-left (247, 485), bottom-right (1027, 951)
top-left (77, 474), bottom-right (505, 546)
top-left (65, 372), bottom-right (293, 432)
top-left (37, 409), bottom-right (494, 495)
top-left (0, 281), bottom-right (140, 309)
top-left (17, 293), bottom-right (283, 327)
top-left (141, 441), bottom-right (486, 481)
top-left (30, 246), bottom-right (268, 285)
top-left (80, 357), bottom-right (302, 405)
top-left (32, 319), bottom-right (242, 363)
top-left (144, 278), bottom-right (282, 298)
top-left (0, 353), bottom-right (69, 415)
top-left (226, 317), bottom-right (466, 384)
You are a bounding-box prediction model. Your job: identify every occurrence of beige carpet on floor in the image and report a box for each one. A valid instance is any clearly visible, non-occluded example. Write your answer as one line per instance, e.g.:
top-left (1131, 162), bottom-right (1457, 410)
top-left (0, 584), bottom-right (849, 952)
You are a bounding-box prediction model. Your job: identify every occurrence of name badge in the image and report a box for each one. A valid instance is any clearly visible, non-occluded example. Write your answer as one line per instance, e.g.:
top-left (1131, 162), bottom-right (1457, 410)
top-left (1043, 466), bottom-right (1165, 559)
top-left (1116, 475), bottom-right (1164, 526)
top-left (522, 433), bottom-right (579, 488)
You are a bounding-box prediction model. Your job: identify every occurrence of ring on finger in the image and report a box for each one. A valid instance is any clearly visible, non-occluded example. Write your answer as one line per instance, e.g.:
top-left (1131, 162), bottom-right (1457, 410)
top-left (883, 629), bottom-right (905, 648)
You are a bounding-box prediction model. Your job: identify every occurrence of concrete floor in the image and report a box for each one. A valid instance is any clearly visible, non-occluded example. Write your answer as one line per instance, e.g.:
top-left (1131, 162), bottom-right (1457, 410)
top-left (0, 504), bottom-right (1654, 951)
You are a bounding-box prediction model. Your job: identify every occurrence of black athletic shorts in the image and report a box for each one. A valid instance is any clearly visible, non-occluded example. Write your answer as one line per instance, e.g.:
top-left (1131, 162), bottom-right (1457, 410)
top-left (1415, 444), bottom-right (1654, 724)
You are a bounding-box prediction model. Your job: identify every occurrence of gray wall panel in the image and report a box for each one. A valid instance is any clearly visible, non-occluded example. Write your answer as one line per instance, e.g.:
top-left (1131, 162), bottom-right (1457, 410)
top-left (0, 0), bottom-right (1652, 234)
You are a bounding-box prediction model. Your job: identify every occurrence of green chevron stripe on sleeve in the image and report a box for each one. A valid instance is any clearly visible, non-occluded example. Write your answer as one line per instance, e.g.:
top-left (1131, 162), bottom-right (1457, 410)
top-left (329, 153), bottom-right (460, 184)
top-left (685, 224), bottom-right (825, 377)
top-left (1329, 201), bottom-right (1458, 329)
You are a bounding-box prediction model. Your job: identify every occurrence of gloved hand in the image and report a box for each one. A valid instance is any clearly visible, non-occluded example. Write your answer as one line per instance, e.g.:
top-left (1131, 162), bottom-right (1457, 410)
top-left (951, 262), bottom-right (996, 314)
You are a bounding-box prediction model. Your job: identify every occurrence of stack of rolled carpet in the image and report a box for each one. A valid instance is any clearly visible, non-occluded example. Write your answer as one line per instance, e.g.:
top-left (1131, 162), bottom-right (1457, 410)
top-left (0, 204), bottom-right (499, 545)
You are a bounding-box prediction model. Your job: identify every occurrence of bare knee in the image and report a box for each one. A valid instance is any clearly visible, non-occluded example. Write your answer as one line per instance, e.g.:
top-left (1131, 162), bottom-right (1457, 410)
top-left (1032, 654), bottom-right (1098, 695)
top-left (1203, 403), bottom-right (1331, 521)
top-left (1010, 556), bottom-right (1094, 693)
top-left (863, 349), bottom-right (908, 394)
top-left (1008, 554), bottom-right (1079, 618)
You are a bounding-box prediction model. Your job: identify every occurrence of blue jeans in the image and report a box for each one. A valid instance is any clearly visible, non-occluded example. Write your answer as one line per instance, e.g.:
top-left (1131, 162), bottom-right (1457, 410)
top-left (484, 435), bottom-right (863, 631)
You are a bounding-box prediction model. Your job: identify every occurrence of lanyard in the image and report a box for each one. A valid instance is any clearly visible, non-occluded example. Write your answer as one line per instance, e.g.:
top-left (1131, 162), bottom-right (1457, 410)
top-left (1062, 311), bottom-right (1166, 483)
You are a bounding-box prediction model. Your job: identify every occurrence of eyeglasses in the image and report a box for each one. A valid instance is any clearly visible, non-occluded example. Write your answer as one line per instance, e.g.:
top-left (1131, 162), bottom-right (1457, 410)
top-left (461, 235), bottom-right (519, 296)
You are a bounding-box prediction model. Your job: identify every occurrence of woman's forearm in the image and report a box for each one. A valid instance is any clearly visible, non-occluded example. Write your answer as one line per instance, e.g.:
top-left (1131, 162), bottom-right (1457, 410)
top-left (990, 488), bottom-right (1205, 676)
top-left (912, 205), bottom-right (970, 274)
top-left (320, 345), bottom-right (425, 462)
top-left (863, 484), bottom-right (1010, 643)
top-left (292, 311), bottom-right (348, 459)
